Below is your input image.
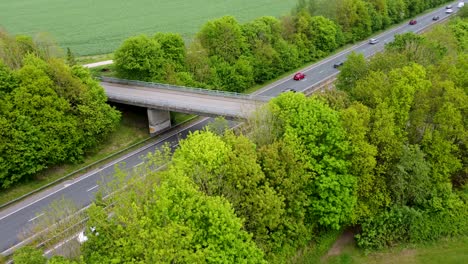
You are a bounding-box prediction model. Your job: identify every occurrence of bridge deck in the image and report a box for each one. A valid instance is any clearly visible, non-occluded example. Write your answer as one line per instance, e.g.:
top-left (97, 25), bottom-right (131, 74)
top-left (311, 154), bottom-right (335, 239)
top-left (101, 81), bottom-right (266, 119)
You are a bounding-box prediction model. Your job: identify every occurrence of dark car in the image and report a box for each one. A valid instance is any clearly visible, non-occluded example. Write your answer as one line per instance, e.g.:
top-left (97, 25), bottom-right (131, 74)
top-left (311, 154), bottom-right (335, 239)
top-left (293, 72), bottom-right (305, 81)
top-left (446, 5), bottom-right (452, 9)
top-left (333, 61), bottom-right (344, 68)
top-left (432, 16), bottom-right (440, 21)
top-left (409, 19), bottom-right (417, 25)
top-left (282, 88), bottom-right (297, 93)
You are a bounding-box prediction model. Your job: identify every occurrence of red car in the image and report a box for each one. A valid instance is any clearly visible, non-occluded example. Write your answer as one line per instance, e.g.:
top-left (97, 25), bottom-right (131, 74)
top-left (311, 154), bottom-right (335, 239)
top-left (293, 72), bottom-right (305, 80)
top-left (409, 19), bottom-right (417, 25)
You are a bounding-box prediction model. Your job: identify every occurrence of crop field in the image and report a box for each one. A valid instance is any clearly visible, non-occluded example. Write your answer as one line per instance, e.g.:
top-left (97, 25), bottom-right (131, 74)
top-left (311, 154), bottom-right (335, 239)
top-left (0, 0), bottom-right (296, 56)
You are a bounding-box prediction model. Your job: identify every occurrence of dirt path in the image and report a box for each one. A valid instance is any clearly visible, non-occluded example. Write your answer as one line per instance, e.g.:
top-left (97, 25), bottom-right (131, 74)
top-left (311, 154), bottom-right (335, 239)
top-left (326, 230), bottom-right (355, 256)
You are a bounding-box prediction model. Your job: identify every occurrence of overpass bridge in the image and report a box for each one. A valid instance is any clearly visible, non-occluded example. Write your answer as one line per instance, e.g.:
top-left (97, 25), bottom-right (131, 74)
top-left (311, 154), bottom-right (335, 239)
top-left (100, 77), bottom-right (270, 134)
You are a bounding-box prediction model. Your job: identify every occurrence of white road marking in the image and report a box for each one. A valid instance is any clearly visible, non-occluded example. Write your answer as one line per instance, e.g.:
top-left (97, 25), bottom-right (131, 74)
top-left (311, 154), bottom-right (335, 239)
top-left (28, 213), bottom-right (44, 222)
top-left (135, 162), bottom-right (144, 167)
top-left (86, 185), bottom-right (99, 192)
top-left (0, 117), bottom-right (209, 222)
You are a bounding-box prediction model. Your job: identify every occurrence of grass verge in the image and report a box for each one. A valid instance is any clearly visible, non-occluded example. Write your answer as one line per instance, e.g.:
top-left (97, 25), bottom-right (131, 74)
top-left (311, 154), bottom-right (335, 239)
top-left (0, 104), bottom-right (197, 207)
top-left (324, 235), bottom-right (468, 264)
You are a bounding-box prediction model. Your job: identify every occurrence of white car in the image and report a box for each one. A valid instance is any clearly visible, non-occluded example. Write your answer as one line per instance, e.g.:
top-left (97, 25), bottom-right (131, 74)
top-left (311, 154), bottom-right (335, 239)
top-left (446, 8), bottom-right (454, 14)
top-left (369, 38), bottom-right (379, 44)
top-left (458, 2), bottom-right (465, 8)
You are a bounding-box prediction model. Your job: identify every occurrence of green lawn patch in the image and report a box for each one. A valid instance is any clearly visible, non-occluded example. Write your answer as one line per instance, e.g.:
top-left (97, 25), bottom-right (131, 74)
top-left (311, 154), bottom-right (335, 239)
top-left (324, 235), bottom-right (468, 264)
top-left (0, 0), bottom-right (296, 56)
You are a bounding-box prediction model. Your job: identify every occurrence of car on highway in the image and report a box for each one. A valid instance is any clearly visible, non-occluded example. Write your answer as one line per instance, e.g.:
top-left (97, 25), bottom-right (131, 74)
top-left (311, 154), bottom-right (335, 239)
top-left (409, 19), bottom-right (417, 25)
top-left (459, 2), bottom-right (465, 8)
top-left (333, 61), bottom-right (344, 68)
top-left (446, 8), bottom-right (454, 14)
top-left (369, 38), bottom-right (379, 44)
top-left (293, 72), bottom-right (305, 80)
top-left (282, 88), bottom-right (297, 93)
top-left (432, 16), bottom-right (440, 21)
top-left (446, 5), bottom-right (452, 9)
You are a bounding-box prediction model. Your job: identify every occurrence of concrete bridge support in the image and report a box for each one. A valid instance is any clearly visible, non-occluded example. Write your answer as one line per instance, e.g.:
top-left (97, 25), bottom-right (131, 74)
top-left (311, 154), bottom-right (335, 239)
top-left (147, 108), bottom-right (171, 135)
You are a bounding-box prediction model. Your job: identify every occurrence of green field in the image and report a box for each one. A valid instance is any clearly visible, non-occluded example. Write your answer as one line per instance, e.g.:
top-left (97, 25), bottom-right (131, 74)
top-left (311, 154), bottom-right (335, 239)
top-left (0, 0), bottom-right (296, 56)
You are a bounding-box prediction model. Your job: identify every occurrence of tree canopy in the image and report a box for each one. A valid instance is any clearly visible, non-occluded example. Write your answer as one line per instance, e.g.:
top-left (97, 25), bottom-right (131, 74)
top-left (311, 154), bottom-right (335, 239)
top-left (0, 32), bottom-right (120, 188)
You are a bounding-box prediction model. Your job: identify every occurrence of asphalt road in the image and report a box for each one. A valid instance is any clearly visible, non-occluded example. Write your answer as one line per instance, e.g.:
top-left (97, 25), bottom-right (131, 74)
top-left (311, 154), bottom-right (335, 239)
top-left (255, 3), bottom-right (460, 97)
top-left (0, 2), bottom-right (461, 255)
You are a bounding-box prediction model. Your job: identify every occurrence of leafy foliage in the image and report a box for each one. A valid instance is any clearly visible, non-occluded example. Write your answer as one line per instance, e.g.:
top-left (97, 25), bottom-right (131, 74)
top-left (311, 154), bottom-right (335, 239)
top-left (113, 0), bottom-right (451, 92)
top-left (0, 32), bottom-right (120, 188)
top-left (82, 166), bottom-right (266, 263)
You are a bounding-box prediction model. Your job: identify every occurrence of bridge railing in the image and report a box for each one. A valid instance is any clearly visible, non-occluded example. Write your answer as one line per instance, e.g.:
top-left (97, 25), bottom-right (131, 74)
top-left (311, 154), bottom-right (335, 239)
top-left (106, 92), bottom-right (256, 119)
top-left (100, 77), bottom-right (271, 102)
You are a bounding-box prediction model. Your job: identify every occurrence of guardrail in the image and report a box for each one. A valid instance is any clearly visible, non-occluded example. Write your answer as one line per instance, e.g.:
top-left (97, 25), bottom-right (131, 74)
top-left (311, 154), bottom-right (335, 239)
top-left (100, 77), bottom-right (272, 102)
top-left (0, 116), bottom-right (200, 211)
top-left (106, 92), bottom-right (258, 119)
top-left (303, 75), bottom-right (338, 97)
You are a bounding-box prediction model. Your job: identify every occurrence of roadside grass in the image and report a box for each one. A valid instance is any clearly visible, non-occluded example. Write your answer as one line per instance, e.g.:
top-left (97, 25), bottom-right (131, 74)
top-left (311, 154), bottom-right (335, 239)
top-left (0, 103), bottom-right (199, 207)
top-left (0, 0), bottom-right (297, 56)
top-left (89, 64), bottom-right (118, 78)
top-left (171, 112), bottom-right (196, 125)
top-left (0, 105), bottom-right (149, 206)
top-left (323, 235), bottom-right (468, 264)
top-left (291, 230), bottom-right (343, 264)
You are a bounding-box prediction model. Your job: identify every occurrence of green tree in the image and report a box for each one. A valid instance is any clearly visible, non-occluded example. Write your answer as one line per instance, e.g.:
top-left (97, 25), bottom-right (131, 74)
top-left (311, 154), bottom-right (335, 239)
top-left (340, 103), bottom-right (385, 221)
top-left (185, 40), bottom-right (213, 84)
top-left (154, 32), bottom-right (186, 72)
top-left (0, 60), bottom-right (18, 94)
top-left (335, 0), bottom-right (372, 41)
top-left (197, 16), bottom-right (247, 63)
top-left (258, 139), bottom-right (314, 256)
top-left (171, 130), bottom-right (286, 256)
top-left (389, 145), bottom-right (431, 206)
top-left (13, 246), bottom-right (46, 264)
top-left (270, 93), bottom-right (357, 229)
top-left (336, 52), bottom-right (368, 93)
top-left (82, 166), bottom-right (265, 263)
top-left (114, 34), bottom-right (164, 81)
top-left (66, 47), bottom-right (76, 66)
top-left (385, 33), bottom-right (447, 65)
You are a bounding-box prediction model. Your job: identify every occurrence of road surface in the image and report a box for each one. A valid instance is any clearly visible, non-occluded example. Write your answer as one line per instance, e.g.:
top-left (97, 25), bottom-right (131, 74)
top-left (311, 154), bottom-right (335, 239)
top-left (0, 2), bottom-right (460, 256)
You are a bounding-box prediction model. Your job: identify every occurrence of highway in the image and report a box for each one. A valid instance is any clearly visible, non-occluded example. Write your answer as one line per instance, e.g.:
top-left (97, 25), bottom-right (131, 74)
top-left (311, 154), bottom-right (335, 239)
top-left (0, 1), bottom-right (461, 256)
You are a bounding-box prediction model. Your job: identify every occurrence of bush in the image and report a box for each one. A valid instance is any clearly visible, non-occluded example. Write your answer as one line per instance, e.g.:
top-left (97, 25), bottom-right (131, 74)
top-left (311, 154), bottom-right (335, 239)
top-left (356, 202), bottom-right (468, 250)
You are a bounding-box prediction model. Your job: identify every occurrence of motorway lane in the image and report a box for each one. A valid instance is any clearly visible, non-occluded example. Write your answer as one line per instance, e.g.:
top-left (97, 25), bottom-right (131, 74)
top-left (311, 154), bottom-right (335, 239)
top-left (0, 118), bottom-right (211, 253)
top-left (257, 2), bottom-right (460, 97)
top-left (0, 1), bottom-right (461, 255)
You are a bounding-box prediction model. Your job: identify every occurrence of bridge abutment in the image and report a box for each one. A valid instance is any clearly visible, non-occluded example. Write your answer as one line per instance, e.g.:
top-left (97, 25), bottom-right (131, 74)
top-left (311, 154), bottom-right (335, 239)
top-left (147, 108), bottom-right (171, 135)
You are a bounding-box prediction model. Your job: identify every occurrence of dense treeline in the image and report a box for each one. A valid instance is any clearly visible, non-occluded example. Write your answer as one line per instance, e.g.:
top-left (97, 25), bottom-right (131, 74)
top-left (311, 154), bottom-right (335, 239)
top-left (334, 16), bottom-right (468, 249)
top-left (114, 0), bottom-right (453, 92)
top-left (0, 31), bottom-right (121, 188)
top-left (16, 16), bottom-right (467, 263)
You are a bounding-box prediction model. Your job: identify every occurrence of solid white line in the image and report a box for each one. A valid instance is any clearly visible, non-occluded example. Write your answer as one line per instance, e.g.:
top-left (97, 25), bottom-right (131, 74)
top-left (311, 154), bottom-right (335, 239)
top-left (135, 162), bottom-right (144, 167)
top-left (253, 3), bottom-right (452, 96)
top-left (28, 213), bottom-right (44, 222)
top-left (43, 231), bottom-right (81, 256)
top-left (86, 185), bottom-right (99, 192)
top-left (0, 117), bottom-right (209, 222)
